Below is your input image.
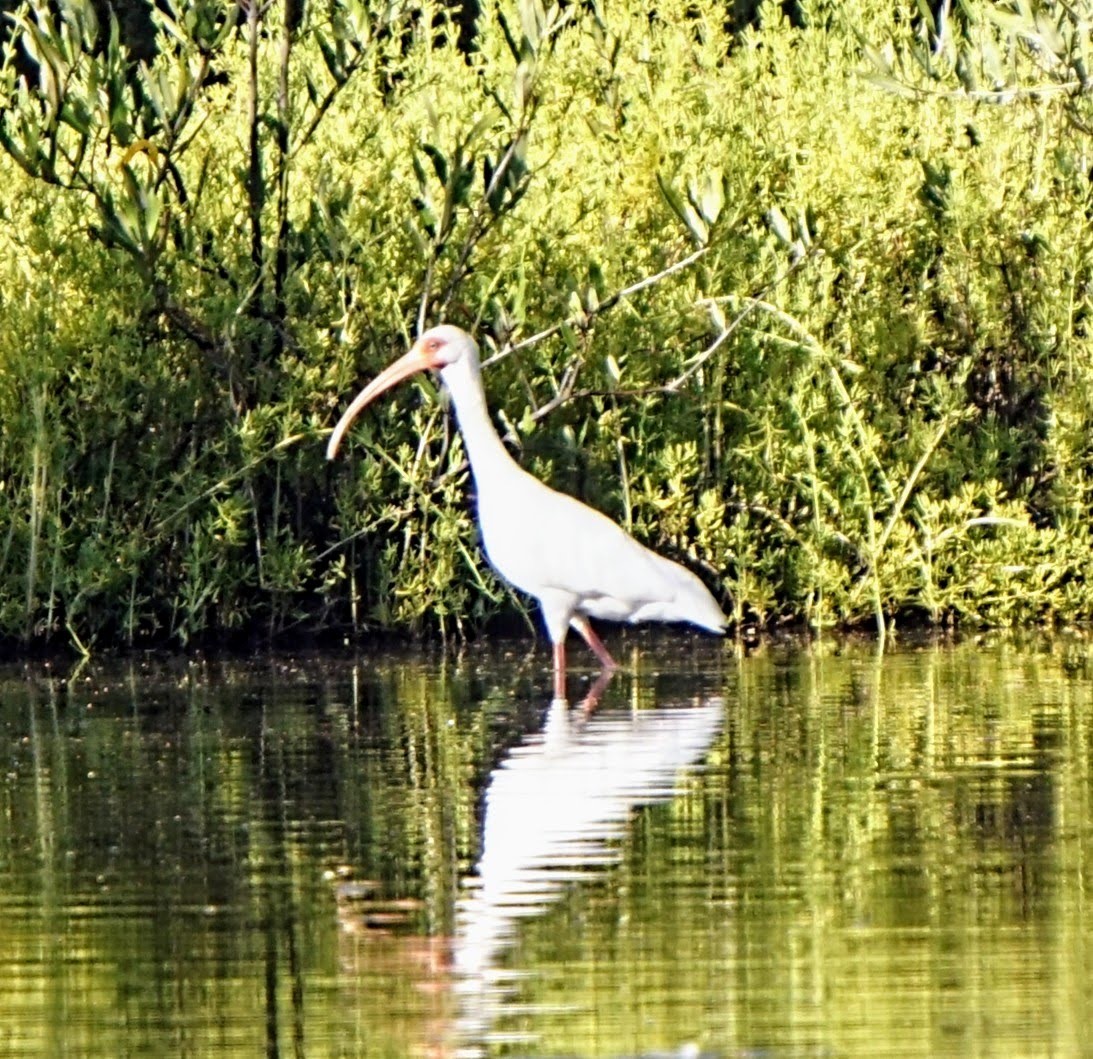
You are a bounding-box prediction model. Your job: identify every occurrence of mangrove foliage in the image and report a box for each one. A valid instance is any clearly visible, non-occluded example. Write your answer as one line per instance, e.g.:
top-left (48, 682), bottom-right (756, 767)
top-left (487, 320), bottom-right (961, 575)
top-left (1, 0), bottom-right (1092, 651)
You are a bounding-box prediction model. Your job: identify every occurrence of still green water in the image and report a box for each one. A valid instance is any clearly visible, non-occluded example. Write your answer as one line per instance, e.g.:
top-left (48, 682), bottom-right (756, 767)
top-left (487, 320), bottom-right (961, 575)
top-left (0, 635), bottom-right (1089, 1057)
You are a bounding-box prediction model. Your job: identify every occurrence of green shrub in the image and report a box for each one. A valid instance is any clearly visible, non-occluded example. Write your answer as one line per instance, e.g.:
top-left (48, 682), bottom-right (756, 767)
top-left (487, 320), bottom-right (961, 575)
top-left (1, 0), bottom-right (1092, 650)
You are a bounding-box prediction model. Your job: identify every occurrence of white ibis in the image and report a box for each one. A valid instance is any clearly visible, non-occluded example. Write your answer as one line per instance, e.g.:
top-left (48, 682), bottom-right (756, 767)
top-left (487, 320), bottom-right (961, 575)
top-left (451, 694), bottom-right (724, 1044)
top-left (326, 325), bottom-right (727, 698)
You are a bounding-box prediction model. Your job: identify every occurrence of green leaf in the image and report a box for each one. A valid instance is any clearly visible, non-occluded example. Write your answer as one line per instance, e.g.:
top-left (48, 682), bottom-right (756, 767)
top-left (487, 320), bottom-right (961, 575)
top-left (694, 173), bottom-right (723, 226)
top-left (317, 34), bottom-right (346, 83)
top-left (0, 125), bottom-right (33, 175)
top-left (496, 9), bottom-right (522, 61)
top-left (422, 143), bottom-right (448, 185)
top-left (767, 206), bottom-right (792, 245)
top-left (657, 172), bottom-right (708, 244)
top-left (412, 151), bottom-right (428, 191)
top-left (58, 99), bottom-right (92, 136)
top-left (514, 60), bottom-right (537, 111)
top-left (518, 0), bottom-right (546, 53)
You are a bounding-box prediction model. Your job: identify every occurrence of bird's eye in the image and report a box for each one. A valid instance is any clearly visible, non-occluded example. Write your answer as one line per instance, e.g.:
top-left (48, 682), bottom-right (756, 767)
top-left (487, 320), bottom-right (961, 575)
top-left (424, 337), bottom-right (444, 354)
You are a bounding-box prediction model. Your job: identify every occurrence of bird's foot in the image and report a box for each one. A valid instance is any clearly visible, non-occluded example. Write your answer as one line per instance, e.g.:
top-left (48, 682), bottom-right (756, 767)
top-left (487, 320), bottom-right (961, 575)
top-left (574, 667), bottom-right (616, 716)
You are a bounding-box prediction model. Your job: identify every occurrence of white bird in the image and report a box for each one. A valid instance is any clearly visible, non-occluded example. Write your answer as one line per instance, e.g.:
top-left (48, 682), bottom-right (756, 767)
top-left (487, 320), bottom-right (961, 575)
top-left (451, 694), bottom-right (724, 1048)
top-left (326, 325), bottom-right (726, 698)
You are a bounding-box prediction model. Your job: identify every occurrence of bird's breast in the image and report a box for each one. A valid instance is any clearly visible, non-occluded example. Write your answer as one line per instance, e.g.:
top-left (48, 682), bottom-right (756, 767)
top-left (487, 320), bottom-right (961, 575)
top-left (475, 488), bottom-right (552, 595)
top-left (471, 467), bottom-right (726, 632)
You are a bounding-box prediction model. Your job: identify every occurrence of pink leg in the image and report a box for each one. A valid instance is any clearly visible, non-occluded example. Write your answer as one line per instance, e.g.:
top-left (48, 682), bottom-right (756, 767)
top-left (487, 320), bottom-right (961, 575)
top-left (575, 667), bottom-right (617, 716)
top-left (552, 641), bottom-right (567, 701)
top-left (570, 616), bottom-right (618, 671)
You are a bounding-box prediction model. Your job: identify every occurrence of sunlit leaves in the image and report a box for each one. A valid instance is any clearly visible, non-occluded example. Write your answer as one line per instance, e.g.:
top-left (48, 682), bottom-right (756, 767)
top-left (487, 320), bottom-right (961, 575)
top-left (862, 0), bottom-right (1093, 113)
top-left (2, 0), bottom-right (1093, 649)
top-left (0, 0), bottom-right (214, 270)
top-left (407, 109), bottom-right (512, 260)
top-left (656, 171), bottom-right (726, 245)
top-left (156, 0), bottom-right (235, 54)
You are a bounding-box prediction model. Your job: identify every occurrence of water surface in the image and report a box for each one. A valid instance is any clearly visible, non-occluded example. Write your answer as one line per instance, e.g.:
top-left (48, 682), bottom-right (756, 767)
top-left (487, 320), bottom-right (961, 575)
top-left (0, 635), bottom-right (1090, 1056)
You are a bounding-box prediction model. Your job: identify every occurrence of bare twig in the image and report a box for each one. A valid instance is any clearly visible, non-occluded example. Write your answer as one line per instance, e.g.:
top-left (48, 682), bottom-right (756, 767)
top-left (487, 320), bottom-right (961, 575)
top-left (155, 430), bottom-right (313, 531)
top-left (480, 245), bottom-right (710, 369)
top-left (875, 413), bottom-right (955, 557)
top-left (434, 132), bottom-right (532, 323)
top-left (665, 247), bottom-right (817, 392)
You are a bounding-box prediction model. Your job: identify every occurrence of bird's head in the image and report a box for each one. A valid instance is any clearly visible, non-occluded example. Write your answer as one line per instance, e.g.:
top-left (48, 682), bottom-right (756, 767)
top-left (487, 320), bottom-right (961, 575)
top-left (326, 325), bottom-right (480, 460)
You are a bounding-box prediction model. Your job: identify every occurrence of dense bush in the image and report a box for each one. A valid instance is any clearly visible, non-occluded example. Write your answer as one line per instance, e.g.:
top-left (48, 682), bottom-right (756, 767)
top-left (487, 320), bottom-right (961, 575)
top-left (1, 0), bottom-right (1092, 652)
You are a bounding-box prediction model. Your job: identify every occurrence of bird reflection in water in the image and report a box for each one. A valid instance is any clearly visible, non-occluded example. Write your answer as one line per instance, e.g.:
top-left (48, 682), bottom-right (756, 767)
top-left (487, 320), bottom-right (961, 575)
top-left (448, 687), bottom-right (724, 1057)
top-left (330, 677), bottom-right (723, 1058)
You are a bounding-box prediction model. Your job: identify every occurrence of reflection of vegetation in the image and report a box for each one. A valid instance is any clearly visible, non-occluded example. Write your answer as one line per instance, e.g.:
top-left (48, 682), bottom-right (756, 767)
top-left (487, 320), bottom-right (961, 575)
top-left (0, 654), bottom-right (521, 1055)
top-left (0, 640), bottom-right (1089, 1055)
top-left (489, 637), bottom-right (1093, 1056)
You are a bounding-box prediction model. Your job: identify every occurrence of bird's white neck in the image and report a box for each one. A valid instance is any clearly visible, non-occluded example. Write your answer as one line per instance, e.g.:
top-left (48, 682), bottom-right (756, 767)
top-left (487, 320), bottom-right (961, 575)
top-left (443, 366), bottom-right (520, 491)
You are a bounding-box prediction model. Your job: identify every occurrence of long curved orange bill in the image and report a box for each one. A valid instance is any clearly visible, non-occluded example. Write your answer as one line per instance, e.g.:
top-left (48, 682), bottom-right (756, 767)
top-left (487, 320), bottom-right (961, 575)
top-left (326, 344), bottom-right (442, 460)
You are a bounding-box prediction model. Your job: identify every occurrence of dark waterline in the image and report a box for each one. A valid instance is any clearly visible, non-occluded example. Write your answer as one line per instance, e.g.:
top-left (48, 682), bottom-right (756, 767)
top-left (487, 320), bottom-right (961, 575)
top-left (0, 632), bottom-right (1090, 1056)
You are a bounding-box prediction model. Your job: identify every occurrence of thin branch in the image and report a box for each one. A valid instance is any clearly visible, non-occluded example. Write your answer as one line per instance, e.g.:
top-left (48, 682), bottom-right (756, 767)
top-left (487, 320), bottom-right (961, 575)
top-left (434, 133), bottom-right (532, 322)
top-left (480, 245), bottom-right (710, 369)
top-left (416, 255), bottom-right (437, 337)
top-left (665, 247), bottom-right (817, 392)
top-left (154, 429), bottom-right (313, 531)
top-left (875, 412), bottom-right (955, 557)
top-left (290, 48), bottom-right (370, 161)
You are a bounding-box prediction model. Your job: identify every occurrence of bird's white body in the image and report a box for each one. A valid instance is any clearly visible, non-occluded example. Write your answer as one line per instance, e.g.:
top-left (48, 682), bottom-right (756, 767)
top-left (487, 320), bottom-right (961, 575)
top-left (475, 458), bottom-right (725, 640)
top-left (327, 325), bottom-right (726, 696)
